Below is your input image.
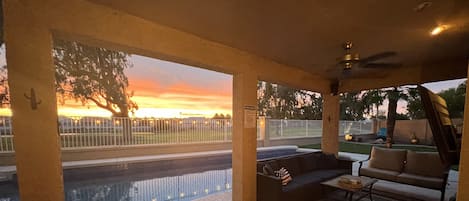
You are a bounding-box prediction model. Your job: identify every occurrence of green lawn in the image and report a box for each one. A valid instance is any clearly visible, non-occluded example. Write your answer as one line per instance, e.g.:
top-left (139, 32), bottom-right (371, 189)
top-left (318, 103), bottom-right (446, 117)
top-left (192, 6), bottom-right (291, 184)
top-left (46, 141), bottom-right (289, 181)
top-left (300, 141), bottom-right (437, 154)
top-left (268, 127), bottom-right (322, 138)
top-left (1, 130), bottom-right (233, 150)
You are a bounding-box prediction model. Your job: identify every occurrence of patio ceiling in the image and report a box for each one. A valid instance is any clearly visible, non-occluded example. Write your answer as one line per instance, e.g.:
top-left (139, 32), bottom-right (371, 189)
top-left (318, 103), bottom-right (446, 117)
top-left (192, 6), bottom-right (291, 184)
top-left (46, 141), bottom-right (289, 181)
top-left (89, 0), bottom-right (469, 91)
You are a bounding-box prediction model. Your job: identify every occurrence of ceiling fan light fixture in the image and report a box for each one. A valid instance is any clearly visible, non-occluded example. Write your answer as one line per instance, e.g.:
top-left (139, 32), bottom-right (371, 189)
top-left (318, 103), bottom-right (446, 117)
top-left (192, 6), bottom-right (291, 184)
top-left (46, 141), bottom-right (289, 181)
top-left (344, 62), bottom-right (353, 70)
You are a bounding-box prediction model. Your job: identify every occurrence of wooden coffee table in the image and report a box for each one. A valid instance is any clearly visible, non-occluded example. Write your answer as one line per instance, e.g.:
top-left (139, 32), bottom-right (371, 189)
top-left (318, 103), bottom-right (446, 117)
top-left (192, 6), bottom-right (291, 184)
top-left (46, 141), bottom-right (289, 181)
top-left (321, 175), bottom-right (378, 201)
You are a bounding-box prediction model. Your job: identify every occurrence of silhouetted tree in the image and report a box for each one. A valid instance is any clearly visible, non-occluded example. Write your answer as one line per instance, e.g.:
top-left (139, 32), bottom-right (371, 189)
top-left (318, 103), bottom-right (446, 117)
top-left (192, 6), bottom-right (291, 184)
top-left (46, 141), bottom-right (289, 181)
top-left (385, 87), bottom-right (407, 147)
top-left (340, 92), bottom-right (366, 121)
top-left (362, 89), bottom-right (385, 118)
top-left (438, 82), bottom-right (466, 118)
top-left (257, 81), bottom-right (322, 119)
top-left (405, 88), bottom-right (425, 119)
top-left (53, 39), bottom-right (138, 140)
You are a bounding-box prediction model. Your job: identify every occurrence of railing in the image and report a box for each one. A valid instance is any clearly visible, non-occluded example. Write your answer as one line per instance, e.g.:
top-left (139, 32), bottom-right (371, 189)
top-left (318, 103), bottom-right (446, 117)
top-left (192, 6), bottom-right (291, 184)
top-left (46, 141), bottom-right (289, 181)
top-left (58, 117), bottom-right (232, 149)
top-left (0, 116), bottom-right (375, 152)
top-left (267, 119), bottom-right (373, 139)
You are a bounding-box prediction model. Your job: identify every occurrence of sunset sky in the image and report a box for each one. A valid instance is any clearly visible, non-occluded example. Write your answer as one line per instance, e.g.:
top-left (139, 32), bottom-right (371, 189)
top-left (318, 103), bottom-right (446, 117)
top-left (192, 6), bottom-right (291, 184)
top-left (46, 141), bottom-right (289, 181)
top-left (56, 55), bottom-right (233, 118)
top-left (0, 45), bottom-right (465, 118)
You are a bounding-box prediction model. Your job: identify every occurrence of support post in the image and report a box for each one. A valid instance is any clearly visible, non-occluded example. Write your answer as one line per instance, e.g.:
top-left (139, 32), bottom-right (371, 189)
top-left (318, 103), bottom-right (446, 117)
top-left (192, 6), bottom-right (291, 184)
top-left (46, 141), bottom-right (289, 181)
top-left (4, 1), bottom-right (64, 201)
top-left (457, 59), bottom-right (469, 200)
top-left (232, 73), bottom-right (258, 201)
top-left (321, 94), bottom-right (340, 156)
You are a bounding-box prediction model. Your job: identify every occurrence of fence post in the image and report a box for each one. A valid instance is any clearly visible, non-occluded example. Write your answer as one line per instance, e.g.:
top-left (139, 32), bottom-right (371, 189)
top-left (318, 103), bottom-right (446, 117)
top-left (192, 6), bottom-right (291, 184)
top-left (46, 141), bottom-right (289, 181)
top-left (280, 119), bottom-right (283, 137)
top-left (372, 119), bottom-right (379, 134)
top-left (305, 120), bottom-right (309, 136)
top-left (113, 118), bottom-right (117, 146)
top-left (224, 119), bottom-right (228, 141)
top-left (359, 121), bottom-right (363, 134)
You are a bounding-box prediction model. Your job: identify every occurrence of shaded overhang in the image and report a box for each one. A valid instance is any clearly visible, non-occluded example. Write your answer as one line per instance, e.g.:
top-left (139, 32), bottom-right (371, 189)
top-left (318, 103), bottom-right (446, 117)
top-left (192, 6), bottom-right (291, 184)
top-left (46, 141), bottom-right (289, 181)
top-left (87, 0), bottom-right (469, 93)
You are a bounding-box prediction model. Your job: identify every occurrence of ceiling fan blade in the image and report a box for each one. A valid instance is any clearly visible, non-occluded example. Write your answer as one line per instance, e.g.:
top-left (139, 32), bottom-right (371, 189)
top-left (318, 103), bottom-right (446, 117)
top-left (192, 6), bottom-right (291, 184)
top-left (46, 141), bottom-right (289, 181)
top-left (360, 51), bottom-right (397, 63)
top-left (361, 62), bottom-right (403, 68)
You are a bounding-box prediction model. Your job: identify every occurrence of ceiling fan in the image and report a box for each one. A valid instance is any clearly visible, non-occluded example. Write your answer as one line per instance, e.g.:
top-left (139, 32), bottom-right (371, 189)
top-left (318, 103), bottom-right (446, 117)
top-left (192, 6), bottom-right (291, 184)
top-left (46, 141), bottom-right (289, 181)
top-left (333, 41), bottom-right (402, 75)
top-left (328, 41), bottom-right (402, 95)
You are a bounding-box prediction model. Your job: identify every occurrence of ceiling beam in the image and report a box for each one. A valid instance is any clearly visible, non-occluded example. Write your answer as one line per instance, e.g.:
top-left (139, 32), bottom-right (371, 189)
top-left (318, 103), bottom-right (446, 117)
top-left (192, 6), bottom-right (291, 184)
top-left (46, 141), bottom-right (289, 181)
top-left (17, 0), bottom-right (330, 93)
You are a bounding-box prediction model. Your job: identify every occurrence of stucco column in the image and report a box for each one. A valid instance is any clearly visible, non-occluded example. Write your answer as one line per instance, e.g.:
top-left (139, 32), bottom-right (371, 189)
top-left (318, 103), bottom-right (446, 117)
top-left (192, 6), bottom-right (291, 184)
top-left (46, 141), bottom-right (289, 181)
top-left (322, 94), bottom-right (340, 155)
top-left (232, 73), bottom-right (257, 201)
top-left (457, 60), bottom-right (469, 200)
top-left (4, 1), bottom-right (64, 201)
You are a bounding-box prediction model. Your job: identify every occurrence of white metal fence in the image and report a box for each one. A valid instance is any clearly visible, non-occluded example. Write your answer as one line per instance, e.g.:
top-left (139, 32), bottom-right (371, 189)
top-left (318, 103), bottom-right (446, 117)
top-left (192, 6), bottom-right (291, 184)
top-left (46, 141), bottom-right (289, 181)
top-left (0, 116), bottom-right (374, 152)
top-left (266, 119), bottom-right (373, 139)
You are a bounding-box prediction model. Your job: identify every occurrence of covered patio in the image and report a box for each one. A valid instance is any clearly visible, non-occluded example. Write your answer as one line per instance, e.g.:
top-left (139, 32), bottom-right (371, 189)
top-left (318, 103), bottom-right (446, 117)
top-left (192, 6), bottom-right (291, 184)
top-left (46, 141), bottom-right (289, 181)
top-left (4, 0), bottom-right (469, 201)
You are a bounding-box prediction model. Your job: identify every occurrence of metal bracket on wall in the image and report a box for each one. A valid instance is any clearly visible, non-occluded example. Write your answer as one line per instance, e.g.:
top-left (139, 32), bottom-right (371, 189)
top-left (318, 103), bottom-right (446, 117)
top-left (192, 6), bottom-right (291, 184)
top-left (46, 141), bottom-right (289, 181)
top-left (24, 88), bottom-right (41, 110)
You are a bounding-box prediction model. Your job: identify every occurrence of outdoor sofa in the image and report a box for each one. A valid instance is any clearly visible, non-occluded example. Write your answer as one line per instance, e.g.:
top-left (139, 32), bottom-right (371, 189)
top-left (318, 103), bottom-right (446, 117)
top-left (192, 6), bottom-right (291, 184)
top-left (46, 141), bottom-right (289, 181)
top-left (359, 146), bottom-right (449, 201)
top-left (256, 151), bottom-right (353, 201)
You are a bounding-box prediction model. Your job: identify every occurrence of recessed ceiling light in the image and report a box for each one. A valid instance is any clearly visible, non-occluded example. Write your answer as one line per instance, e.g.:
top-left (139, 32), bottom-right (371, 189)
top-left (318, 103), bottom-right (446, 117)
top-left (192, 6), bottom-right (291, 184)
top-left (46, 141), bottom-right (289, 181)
top-left (430, 25), bottom-right (450, 36)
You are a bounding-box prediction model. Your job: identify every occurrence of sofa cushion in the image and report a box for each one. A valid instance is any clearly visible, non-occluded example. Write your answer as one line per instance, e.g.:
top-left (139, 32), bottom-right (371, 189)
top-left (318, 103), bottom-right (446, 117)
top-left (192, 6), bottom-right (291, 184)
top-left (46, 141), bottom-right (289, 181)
top-left (259, 160), bottom-right (280, 173)
top-left (317, 154), bottom-right (338, 169)
top-left (299, 153), bottom-right (320, 173)
top-left (282, 172), bottom-right (324, 192)
top-left (396, 173), bottom-right (444, 189)
top-left (404, 151), bottom-right (445, 178)
top-left (263, 163), bottom-right (275, 175)
top-left (369, 146), bottom-right (406, 172)
top-left (360, 167), bottom-right (400, 181)
top-left (315, 169), bottom-right (348, 180)
top-left (373, 180), bottom-right (442, 201)
top-left (278, 157), bottom-right (301, 176)
top-left (257, 162), bottom-right (265, 173)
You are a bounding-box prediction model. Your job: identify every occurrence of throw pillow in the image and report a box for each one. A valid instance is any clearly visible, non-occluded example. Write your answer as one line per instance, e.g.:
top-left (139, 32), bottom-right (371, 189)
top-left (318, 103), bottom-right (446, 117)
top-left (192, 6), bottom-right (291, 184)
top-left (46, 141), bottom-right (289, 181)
top-left (274, 167), bottom-right (292, 186)
top-left (263, 163), bottom-right (274, 175)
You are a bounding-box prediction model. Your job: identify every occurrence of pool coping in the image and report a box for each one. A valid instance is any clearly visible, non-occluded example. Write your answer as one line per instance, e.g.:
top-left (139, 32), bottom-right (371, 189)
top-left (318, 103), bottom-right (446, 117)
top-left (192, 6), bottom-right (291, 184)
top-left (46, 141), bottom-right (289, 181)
top-left (0, 145), bottom-right (299, 181)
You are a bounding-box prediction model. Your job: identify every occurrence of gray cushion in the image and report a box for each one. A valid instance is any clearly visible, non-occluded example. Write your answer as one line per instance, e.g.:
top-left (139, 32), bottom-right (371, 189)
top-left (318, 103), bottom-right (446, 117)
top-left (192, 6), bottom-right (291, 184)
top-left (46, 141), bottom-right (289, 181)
top-left (404, 151), bottom-right (445, 178)
top-left (282, 174), bottom-right (323, 192)
top-left (360, 167), bottom-right (400, 181)
top-left (372, 180), bottom-right (441, 201)
top-left (299, 154), bottom-right (319, 173)
top-left (317, 154), bottom-right (338, 169)
top-left (263, 163), bottom-right (274, 175)
top-left (278, 157), bottom-right (301, 176)
top-left (396, 173), bottom-right (444, 189)
top-left (369, 146), bottom-right (406, 172)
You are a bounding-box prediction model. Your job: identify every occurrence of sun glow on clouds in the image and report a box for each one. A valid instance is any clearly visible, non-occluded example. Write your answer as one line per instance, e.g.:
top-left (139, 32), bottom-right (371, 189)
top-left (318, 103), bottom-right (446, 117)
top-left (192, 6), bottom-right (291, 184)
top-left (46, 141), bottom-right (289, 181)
top-left (55, 55), bottom-right (233, 118)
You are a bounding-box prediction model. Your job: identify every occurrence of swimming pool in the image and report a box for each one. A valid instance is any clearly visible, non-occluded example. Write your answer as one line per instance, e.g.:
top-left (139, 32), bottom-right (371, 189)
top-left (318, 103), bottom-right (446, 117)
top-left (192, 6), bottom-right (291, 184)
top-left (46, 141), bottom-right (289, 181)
top-left (0, 146), bottom-right (305, 201)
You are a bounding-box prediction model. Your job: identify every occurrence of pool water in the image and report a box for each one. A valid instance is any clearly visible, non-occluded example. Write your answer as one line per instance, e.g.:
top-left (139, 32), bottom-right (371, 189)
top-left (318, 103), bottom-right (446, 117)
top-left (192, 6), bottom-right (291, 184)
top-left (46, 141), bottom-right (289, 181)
top-left (0, 168), bottom-right (232, 201)
top-left (0, 148), bottom-right (303, 201)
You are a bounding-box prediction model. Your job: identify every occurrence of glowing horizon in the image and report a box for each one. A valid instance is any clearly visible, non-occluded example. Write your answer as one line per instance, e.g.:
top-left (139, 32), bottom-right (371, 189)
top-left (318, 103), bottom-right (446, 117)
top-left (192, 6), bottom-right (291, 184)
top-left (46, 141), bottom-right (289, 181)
top-left (0, 54), bottom-right (233, 118)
